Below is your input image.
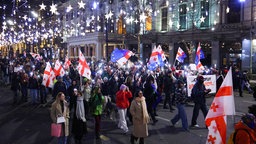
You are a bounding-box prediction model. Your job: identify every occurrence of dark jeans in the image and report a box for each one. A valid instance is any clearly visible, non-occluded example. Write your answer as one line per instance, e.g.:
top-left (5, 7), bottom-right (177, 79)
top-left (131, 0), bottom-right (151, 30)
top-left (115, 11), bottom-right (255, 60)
top-left (191, 103), bottom-right (208, 126)
top-left (21, 86), bottom-right (28, 102)
top-left (146, 100), bottom-right (156, 122)
top-left (40, 87), bottom-right (47, 103)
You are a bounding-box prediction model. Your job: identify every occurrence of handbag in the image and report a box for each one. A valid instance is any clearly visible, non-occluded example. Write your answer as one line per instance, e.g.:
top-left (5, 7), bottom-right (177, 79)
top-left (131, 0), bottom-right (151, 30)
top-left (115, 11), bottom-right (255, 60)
top-left (51, 123), bottom-right (62, 137)
top-left (57, 116), bottom-right (65, 123)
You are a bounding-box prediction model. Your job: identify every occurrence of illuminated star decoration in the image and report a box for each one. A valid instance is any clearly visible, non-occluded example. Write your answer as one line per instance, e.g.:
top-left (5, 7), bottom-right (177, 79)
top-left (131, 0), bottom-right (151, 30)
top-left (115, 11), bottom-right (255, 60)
top-left (78, 1), bottom-right (86, 9)
top-left (22, 15), bottom-right (28, 20)
top-left (39, 3), bottom-right (46, 11)
top-left (2, 25), bottom-right (7, 30)
top-left (134, 19), bottom-right (139, 24)
top-left (200, 16), bottom-right (205, 23)
top-left (66, 5), bottom-right (73, 13)
top-left (50, 3), bottom-right (58, 15)
top-left (139, 12), bottom-right (147, 22)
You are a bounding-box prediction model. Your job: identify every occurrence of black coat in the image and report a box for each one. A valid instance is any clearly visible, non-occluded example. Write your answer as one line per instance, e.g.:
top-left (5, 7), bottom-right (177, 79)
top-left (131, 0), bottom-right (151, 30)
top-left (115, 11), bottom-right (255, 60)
top-left (52, 81), bottom-right (67, 98)
top-left (71, 99), bottom-right (87, 140)
top-left (191, 82), bottom-right (208, 104)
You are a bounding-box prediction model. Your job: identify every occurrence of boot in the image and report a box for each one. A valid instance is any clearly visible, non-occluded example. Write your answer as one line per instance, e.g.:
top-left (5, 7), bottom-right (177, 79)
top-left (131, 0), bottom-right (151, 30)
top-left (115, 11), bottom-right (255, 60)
top-left (130, 135), bottom-right (135, 144)
top-left (139, 138), bottom-right (144, 144)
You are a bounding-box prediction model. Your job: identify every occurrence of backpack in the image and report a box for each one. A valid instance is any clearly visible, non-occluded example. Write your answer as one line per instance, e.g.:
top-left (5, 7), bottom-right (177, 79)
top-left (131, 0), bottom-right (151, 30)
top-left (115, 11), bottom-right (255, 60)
top-left (227, 129), bottom-right (250, 144)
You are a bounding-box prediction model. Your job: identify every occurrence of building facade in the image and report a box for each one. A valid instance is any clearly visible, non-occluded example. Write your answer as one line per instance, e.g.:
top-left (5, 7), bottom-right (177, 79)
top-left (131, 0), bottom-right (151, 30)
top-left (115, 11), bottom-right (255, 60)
top-left (60, 0), bottom-right (256, 73)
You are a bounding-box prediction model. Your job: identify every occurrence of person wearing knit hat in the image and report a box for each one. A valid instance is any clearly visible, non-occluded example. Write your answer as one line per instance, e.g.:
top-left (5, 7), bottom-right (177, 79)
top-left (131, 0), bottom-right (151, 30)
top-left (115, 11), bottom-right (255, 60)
top-left (116, 84), bottom-right (132, 134)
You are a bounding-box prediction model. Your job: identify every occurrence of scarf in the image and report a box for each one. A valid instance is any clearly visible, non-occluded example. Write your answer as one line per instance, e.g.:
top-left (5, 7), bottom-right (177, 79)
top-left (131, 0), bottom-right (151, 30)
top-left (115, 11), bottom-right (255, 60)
top-left (135, 96), bottom-right (150, 124)
top-left (76, 96), bottom-right (86, 122)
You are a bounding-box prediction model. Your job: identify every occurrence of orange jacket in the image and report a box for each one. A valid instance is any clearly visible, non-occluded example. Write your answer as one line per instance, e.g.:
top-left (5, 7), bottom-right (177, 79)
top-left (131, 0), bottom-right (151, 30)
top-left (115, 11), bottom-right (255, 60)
top-left (116, 90), bottom-right (132, 109)
top-left (234, 121), bottom-right (256, 144)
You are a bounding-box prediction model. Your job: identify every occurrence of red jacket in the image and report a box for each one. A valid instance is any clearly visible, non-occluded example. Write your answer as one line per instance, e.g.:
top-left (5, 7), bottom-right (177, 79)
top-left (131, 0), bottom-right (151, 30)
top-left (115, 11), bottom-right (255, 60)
top-left (234, 121), bottom-right (256, 144)
top-left (116, 90), bottom-right (132, 109)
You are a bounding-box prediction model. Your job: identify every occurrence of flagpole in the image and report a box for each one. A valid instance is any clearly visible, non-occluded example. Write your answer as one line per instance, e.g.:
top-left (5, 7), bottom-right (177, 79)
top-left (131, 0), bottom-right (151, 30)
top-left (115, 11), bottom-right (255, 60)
top-left (173, 56), bottom-right (177, 67)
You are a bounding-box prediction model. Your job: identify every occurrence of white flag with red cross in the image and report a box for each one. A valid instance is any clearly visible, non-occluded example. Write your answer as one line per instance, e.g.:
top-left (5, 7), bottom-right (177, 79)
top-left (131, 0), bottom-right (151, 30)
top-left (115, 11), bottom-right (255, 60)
top-left (53, 60), bottom-right (65, 77)
top-left (42, 62), bottom-right (56, 88)
top-left (77, 49), bottom-right (91, 80)
top-left (205, 67), bottom-right (235, 144)
top-left (63, 56), bottom-right (71, 70)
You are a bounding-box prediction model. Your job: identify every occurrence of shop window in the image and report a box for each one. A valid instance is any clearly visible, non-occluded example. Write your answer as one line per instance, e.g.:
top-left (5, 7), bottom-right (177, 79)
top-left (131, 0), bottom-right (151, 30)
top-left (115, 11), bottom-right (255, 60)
top-left (200, 0), bottom-right (209, 28)
top-left (161, 7), bottom-right (168, 31)
top-left (179, 4), bottom-right (187, 30)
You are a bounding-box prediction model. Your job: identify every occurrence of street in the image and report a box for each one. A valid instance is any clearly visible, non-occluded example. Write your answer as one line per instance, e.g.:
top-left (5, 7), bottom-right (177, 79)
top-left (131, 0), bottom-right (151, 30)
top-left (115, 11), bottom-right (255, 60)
top-left (0, 86), bottom-right (255, 144)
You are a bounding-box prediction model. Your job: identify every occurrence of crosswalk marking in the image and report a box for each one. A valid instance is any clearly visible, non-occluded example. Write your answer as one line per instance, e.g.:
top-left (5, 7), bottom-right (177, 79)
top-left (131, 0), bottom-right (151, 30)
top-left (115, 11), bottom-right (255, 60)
top-left (243, 100), bottom-right (256, 104)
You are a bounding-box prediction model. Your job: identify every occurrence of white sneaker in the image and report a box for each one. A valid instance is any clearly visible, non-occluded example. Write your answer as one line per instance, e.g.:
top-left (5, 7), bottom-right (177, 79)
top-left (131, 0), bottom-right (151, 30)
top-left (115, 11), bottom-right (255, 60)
top-left (191, 124), bottom-right (199, 128)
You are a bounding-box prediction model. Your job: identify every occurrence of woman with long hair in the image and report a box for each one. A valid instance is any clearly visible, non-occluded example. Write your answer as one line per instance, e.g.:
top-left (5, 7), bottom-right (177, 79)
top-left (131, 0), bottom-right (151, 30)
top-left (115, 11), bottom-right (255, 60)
top-left (130, 90), bottom-right (150, 144)
top-left (89, 86), bottom-right (104, 139)
top-left (50, 92), bottom-right (70, 144)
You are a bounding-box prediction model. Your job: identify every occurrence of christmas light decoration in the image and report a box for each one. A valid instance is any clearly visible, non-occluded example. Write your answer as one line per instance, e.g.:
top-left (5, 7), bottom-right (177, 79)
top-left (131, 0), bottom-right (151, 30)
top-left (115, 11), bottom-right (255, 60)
top-left (39, 3), bottom-right (46, 11)
top-left (78, 1), bottom-right (86, 9)
top-left (50, 3), bottom-right (58, 15)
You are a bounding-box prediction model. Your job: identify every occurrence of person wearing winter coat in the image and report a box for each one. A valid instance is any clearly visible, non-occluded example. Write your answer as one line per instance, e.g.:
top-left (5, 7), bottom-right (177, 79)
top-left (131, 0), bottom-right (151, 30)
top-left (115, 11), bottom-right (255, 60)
top-left (89, 86), bottom-right (104, 139)
top-left (28, 74), bottom-right (39, 105)
top-left (52, 76), bottom-right (67, 100)
top-left (130, 90), bottom-right (150, 144)
top-left (143, 76), bottom-right (158, 125)
top-left (116, 84), bottom-right (132, 134)
top-left (50, 92), bottom-right (70, 144)
top-left (11, 71), bottom-right (21, 105)
top-left (191, 75), bottom-right (211, 127)
top-left (233, 113), bottom-right (256, 144)
top-left (71, 91), bottom-right (87, 144)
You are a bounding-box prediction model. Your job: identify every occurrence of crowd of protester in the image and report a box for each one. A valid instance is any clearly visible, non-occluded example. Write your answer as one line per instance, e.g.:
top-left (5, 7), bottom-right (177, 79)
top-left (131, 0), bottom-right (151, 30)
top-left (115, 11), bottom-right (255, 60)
top-left (0, 55), bottom-right (255, 144)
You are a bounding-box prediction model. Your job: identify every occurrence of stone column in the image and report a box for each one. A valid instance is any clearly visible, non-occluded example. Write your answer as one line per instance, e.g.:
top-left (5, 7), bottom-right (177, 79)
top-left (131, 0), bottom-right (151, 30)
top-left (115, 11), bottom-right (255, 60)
top-left (168, 42), bottom-right (175, 65)
top-left (96, 43), bottom-right (102, 60)
top-left (211, 41), bottom-right (220, 68)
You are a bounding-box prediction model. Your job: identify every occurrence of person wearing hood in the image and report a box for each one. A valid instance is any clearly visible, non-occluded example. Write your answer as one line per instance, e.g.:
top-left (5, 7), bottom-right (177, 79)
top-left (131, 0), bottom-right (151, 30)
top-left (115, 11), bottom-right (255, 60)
top-left (190, 75), bottom-right (211, 128)
top-left (116, 84), bottom-right (132, 134)
top-left (233, 113), bottom-right (256, 144)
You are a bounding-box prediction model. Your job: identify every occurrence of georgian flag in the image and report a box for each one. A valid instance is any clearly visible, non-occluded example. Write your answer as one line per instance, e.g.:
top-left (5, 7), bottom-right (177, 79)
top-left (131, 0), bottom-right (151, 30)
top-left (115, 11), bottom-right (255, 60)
top-left (53, 60), bottom-right (65, 77)
top-left (77, 49), bottom-right (91, 80)
top-left (205, 67), bottom-right (235, 144)
top-left (42, 62), bottom-right (55, 88)
top-left (63, 56), bottom-right (71, 70)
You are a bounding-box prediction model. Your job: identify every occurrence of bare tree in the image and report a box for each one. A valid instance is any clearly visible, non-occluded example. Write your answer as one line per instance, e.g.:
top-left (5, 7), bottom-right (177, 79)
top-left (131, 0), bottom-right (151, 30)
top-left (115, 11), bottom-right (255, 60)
top-left (181, 40), bottom-right (194, 64)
